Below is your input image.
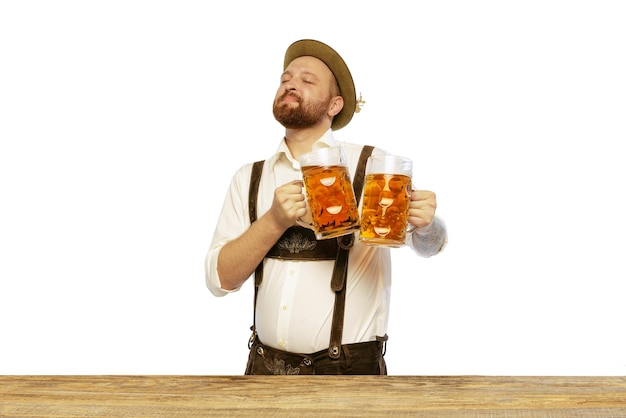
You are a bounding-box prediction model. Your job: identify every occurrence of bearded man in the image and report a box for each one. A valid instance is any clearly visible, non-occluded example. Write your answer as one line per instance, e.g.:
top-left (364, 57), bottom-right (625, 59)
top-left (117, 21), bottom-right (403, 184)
top-left (205, 39), bottom-right (447, 375)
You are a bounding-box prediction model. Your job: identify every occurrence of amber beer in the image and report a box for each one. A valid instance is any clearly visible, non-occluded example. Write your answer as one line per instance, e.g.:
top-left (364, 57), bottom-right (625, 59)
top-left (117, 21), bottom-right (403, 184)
top-left (359, 155), bottom-right (414, 247)
top-left (299, 147), bottom-right (360, 239)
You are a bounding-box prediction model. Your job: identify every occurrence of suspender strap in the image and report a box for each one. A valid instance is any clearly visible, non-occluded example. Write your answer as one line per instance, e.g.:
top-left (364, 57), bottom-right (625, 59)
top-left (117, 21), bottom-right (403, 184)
top-left (249, 160), bottom-right (265, 345)
top-left (249, 160), bottom-right (265, 289)
top-left (354, 146), bottom-right (374, 204)
top-left (327, 145), bottom-right (374, 358)
top-left (249, 160), bottom-right (264, 226)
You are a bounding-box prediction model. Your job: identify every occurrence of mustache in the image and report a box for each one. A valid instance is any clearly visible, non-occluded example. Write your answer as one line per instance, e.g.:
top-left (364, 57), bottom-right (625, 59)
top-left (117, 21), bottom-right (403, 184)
top-left (278, 91), bottom-right (301, 102)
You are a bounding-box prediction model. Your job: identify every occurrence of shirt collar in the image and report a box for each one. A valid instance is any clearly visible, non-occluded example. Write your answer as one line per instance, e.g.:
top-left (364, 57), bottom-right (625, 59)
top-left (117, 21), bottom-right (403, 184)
top-left (269, 129), bottom-right (337, 169)
top-left (311, 129), bottom-right (337, 150)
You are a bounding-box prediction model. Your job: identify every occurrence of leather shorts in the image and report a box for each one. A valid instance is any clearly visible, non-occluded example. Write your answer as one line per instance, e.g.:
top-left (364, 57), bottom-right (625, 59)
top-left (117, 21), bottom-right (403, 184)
top-left (245, 337), bottom-right (387, 375)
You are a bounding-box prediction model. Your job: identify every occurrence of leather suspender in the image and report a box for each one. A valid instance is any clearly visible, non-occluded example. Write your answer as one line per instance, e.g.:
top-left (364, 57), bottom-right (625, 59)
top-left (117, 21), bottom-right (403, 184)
top-left (249, 160), bottom-right (265, 344)
top-left (248, 145), bottom-right (374, 357)
top-left (327, 146), bottom-right (372, 358)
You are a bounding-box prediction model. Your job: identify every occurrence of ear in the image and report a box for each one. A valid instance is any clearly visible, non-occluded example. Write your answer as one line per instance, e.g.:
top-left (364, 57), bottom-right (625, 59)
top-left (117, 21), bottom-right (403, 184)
top-left (328, 96), bottom-right (344, 118)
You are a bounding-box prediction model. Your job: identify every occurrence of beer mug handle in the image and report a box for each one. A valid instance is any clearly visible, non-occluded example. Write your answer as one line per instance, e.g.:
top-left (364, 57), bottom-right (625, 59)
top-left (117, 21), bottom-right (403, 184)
top-left (296, 189), bottom-right (316, 230)
top-left (296, 212), bottom-right (315, 230)
top-left (406, 188), bottom-right (418, 234)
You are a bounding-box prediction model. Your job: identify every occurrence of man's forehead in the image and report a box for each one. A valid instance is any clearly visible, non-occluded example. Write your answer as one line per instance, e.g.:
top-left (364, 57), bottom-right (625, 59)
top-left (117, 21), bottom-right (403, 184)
top-left (285, 56), bottom-right (333, 77)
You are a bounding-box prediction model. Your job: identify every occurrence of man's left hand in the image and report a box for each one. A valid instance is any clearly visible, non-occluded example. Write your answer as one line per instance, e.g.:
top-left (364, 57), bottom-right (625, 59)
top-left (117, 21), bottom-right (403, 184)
top-left (408, 190), bottom-right (437, 229)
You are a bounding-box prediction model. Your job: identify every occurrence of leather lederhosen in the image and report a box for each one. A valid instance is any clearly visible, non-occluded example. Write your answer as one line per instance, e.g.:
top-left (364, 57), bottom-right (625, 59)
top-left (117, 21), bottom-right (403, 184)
top-left (246, 336), bottom-right (388, 375)
top-left (245, 145), bottom-right (388, 375)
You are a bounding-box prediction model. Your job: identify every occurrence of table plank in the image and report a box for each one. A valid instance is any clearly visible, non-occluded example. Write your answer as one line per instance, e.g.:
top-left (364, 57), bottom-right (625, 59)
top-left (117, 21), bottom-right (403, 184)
top-left (1, 375), bottom-right (625, 417)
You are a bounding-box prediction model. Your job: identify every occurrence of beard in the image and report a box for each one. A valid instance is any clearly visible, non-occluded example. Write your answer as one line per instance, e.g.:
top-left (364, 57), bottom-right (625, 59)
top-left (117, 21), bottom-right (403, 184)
top-left (273, 92), bottom-right (331, 129)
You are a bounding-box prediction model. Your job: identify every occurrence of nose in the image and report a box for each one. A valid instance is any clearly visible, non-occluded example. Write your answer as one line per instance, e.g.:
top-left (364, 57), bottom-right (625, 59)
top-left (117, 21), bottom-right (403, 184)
top-left (284, 80), bottom-right (297, 92)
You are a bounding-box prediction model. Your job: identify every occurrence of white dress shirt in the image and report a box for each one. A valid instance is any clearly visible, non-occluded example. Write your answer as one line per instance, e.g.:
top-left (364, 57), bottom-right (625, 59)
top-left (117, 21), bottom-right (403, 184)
top-left (205, 130), bottom-right (446, 353)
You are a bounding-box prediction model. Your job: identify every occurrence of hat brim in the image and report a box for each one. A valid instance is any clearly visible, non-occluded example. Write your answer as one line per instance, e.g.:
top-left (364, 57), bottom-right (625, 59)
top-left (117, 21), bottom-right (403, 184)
top-left (284, 39), bottom-right (356, 131)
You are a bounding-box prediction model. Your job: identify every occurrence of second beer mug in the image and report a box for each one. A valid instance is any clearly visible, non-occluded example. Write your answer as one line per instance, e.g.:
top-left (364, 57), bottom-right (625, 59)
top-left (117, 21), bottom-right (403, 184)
top-left (299, 146), bottom-right (360, 240)
top-left (359, 154), bottom-right (416, 248)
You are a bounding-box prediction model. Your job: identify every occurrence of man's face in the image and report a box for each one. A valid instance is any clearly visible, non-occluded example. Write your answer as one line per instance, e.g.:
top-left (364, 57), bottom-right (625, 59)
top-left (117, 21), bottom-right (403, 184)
top-left (273, 56), bottom-right (340, 129)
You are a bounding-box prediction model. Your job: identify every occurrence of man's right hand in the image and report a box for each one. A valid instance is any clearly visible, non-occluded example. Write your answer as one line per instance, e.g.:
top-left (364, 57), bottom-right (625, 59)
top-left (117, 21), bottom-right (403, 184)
top-left (269, 180), bottom-right (308, 230)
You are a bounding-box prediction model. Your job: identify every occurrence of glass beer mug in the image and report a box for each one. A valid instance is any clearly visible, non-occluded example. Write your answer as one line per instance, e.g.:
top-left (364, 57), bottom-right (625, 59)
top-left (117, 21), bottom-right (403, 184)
top-left (359, 154), bottom-right (416, 248)
top-left (299, 146), bottom-right (360, 240)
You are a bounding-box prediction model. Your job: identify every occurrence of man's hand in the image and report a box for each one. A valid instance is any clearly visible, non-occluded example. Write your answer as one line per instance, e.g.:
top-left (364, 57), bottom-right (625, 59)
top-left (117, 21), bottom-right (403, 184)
top-left (216, 180), bottom-right (307, 290)
top-left (408, 190), bottom-right (437, 229)
top-left (268, 180), bottom-right (308, 230)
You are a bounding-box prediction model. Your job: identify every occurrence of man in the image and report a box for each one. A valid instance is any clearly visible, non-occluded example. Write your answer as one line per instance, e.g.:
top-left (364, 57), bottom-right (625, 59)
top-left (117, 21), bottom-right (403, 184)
top-left (205, 39), bottom-right (447, 375)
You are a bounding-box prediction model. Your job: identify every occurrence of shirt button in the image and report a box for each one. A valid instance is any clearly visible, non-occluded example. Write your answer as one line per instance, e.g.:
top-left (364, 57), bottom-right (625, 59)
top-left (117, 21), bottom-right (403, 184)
top-left (282, 305), bottom-right (288, 311)
top-left (279, 341), bottom-right (286, 347)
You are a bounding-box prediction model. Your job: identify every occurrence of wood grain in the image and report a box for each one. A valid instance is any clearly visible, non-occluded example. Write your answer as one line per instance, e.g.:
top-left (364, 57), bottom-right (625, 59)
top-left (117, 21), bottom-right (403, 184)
top-left (1, 375), bottom-right (624, 417)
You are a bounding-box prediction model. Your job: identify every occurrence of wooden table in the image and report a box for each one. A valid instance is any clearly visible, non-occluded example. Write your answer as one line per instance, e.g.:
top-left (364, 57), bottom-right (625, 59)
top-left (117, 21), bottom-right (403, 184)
top-left (1, 375), bottom-right (624, 417)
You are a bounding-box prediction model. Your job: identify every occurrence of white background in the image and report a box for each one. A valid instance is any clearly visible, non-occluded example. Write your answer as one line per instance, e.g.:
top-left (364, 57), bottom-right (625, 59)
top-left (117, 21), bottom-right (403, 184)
top-left (1, 1), bottom-right (625, 375)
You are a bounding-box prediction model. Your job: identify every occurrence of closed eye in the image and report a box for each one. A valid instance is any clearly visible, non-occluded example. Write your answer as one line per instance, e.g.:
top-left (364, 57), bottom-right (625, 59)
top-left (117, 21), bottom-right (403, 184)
top-left (280, 71), bottom-right (293, 84)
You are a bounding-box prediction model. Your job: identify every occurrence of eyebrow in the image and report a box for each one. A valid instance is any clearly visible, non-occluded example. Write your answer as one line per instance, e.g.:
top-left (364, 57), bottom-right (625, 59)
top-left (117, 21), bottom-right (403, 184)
top-left (281, 70), bottom-right (320, 80)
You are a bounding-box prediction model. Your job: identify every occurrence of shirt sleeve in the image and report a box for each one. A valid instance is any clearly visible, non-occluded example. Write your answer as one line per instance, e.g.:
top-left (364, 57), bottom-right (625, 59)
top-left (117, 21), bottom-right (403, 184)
top-left (406, 216), bottom-right (448, 257)
top-left (205, 163), bottom-right (254, 296)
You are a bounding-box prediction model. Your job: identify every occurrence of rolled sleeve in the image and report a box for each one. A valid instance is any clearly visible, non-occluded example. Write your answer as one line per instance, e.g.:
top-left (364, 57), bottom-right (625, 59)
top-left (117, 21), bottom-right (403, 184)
top-left (204, 163), bottom-right (253, 296)
top-left (407, 216), bottom-right (448, 257)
